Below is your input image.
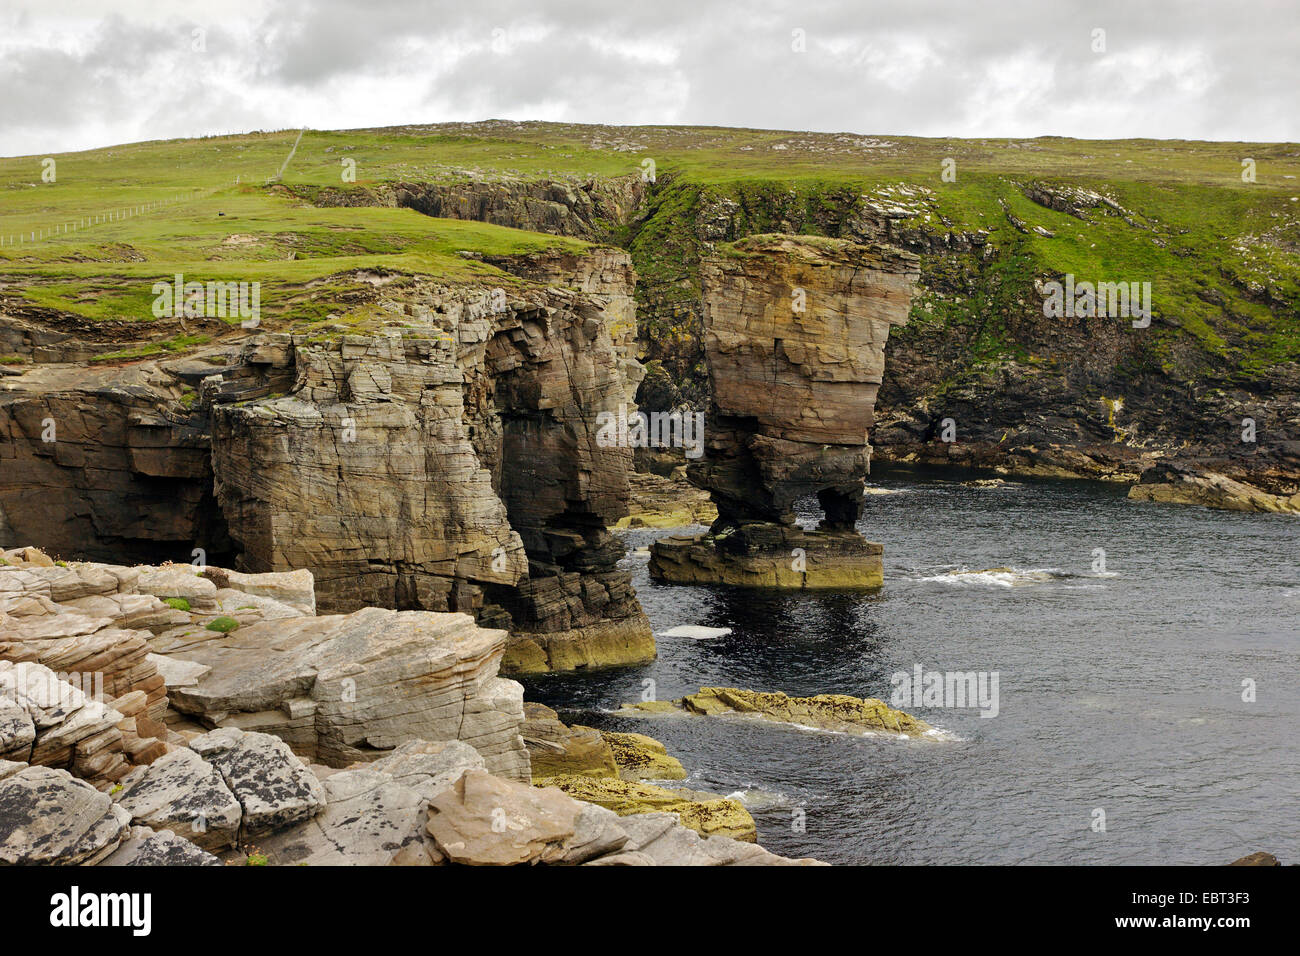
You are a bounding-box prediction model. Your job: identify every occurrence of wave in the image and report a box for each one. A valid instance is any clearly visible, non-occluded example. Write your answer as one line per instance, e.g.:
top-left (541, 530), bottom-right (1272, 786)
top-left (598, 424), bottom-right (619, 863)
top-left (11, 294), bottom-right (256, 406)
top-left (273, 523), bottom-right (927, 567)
top-left (722, 788), bottom-right (790, 809)
top-left (915, 566), bottom-right (1072, 588)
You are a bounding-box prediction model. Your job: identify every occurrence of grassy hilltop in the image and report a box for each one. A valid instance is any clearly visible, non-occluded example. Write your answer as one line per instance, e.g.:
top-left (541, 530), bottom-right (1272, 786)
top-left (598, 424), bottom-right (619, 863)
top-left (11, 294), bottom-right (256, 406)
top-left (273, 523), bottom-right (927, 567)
top-left (1, 121), bottom-right (1297, 411)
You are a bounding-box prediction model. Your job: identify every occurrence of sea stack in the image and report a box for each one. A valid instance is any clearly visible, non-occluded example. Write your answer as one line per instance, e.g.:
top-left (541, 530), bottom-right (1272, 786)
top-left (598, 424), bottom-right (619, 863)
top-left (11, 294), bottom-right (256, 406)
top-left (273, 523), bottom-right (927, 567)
top-left (649, 235), bottom-right (919, 589)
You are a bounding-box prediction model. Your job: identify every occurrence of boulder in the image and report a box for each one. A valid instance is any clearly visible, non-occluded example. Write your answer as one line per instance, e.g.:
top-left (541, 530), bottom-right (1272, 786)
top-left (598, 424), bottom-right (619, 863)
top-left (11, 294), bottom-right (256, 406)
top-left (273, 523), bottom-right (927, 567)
top-left (169, 607), bottom-right (530, 780)
top-left (205, 567), bottom-right (316, 616)
top-left (425, 768), bottom-right (629, 865)
top-left (112, 747), bottom-right (242, 851)
top-left (254, 768), bottom-right (438, 866)
top-left (135, 566), bottom-right (219, 610)
top-left (364, 738), bottom-right (486, 801)
top-left (100, 825), bottom-right (223, 866)
top-left (190, 728), bottom-right (326, 837)
top-left (146, 653), bottom-right (210, 690)
top-left (0, 765), bottom-right (131, 865)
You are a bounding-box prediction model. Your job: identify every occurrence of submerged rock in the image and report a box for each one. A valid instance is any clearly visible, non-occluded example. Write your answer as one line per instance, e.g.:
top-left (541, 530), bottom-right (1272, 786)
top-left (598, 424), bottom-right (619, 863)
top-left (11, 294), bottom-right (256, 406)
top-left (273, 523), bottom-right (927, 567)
top-left (1228, 851), bottom-right (1282, 866)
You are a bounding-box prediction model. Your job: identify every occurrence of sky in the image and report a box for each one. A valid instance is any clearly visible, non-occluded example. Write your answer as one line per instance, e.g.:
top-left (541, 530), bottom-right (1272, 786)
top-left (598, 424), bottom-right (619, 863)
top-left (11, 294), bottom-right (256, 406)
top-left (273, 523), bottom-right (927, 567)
top-left (2, 0), bottom-right (1297, 156)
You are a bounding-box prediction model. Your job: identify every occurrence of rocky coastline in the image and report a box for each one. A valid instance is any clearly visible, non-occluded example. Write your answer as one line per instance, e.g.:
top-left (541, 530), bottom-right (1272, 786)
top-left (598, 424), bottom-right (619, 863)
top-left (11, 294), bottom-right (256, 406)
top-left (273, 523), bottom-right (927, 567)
top-left (0, 547), bottom-right (825, 865)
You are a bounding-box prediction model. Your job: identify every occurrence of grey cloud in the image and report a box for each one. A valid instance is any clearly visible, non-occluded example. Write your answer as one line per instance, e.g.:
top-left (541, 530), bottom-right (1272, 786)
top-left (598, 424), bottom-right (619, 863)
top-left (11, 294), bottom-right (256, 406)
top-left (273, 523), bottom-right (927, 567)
top-left (1, 0), bottom-right (1295, 156)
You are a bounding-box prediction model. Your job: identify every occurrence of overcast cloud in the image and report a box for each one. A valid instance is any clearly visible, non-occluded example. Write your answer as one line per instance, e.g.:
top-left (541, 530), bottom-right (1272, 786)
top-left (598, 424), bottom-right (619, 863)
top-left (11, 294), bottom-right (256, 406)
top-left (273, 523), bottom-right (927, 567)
top-left (2, 0), bottom-right (1296, 156)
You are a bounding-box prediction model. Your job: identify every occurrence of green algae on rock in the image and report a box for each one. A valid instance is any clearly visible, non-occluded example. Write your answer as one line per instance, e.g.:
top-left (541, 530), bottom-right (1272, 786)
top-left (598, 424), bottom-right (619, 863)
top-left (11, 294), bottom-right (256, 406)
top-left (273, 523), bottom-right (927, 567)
top-left (539, 773), bottom-right (756, 843)
top-left (521, 703), bottom-right (619, 780)
top-left (588, 728), bottom-right (688, 781)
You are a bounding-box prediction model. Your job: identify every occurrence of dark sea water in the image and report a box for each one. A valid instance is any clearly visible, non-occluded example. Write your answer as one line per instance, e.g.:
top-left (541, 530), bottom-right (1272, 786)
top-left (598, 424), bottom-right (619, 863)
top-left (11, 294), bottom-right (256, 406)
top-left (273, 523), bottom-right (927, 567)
top-left (521, 469), bottom-right (1300, 865)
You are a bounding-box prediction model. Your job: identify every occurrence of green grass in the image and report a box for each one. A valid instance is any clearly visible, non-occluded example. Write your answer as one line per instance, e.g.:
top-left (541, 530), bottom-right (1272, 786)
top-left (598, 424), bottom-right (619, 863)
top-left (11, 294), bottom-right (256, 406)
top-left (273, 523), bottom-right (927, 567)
top-left (2, 121), bottom-right (1296, 382)
top-left (163, 597), bottom-right (191, 612)
top-left (205, 615), bottom-right (239, 633)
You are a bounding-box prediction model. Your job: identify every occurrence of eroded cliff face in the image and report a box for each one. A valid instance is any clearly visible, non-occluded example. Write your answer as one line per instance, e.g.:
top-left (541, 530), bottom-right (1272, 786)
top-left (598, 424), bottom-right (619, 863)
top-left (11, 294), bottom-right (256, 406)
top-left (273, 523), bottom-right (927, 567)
top-left (625, 177), bottom-right (1300, 495)
top-left (210, 273), bottom-right (652, 669)
top-left (0, 250), bottom-right (654, 673)
top-left (650, 235), bottom-right (919, 589)
top-left (0, 359), bottom-right (237, 565)
top-left (294, 175), bottom-right (646, 240)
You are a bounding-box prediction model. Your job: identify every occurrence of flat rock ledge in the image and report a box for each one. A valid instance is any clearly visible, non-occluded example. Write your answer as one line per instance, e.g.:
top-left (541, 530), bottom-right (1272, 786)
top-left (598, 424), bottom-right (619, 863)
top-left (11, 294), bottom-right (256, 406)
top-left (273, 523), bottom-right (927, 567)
top-left (1128, 462), bottom-right (1300, 515)
top-left (622, 687), bottom-right (934, 737)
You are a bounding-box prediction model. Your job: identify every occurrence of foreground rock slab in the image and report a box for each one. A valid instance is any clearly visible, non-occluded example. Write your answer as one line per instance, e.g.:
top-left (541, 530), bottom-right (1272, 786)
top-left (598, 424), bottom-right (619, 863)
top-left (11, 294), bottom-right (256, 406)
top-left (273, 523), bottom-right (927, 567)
top-left (102, 825), bottom-right (223, 866)
top-left (166, 606), bottom-right (530, 780)
top-left (0, 764), bottom-right (130, 865)
top-left (426, 768), bottom-right (625, 865)
top-left (190, 728), bottom-right (326, 837)
top-left (112, 747), bottom-right (242, 851)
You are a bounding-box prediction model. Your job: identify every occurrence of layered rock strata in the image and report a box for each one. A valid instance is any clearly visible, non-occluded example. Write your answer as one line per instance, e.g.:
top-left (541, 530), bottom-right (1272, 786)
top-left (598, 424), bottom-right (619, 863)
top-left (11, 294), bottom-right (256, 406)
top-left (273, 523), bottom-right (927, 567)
top-left (166, 606), bottom-right (531, 780)
top-left (207, 272), bottom-right (654, 672)
top-left (1127, 460), bottom-right (1300, 514)
top-left (0, 250), bottom-right (655, 673)
top-left (1, 555), bottom-right (532, 781)
top-left (650, 236), bottom-right (919, 589)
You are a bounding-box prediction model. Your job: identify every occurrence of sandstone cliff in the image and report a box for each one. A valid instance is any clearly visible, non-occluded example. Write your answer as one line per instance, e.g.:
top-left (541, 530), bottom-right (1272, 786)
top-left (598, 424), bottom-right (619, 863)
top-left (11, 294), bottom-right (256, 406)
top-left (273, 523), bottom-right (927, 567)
top-left (0, 249), bottom-right (654, 672)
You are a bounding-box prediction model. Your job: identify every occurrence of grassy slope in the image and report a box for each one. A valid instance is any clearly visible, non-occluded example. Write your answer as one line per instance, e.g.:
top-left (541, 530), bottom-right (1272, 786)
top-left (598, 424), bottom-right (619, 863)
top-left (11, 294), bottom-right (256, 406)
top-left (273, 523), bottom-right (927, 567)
top-left (0, 129), bottom-right (593, 347)
top-left (1, 121), bottom-right (1297, 379)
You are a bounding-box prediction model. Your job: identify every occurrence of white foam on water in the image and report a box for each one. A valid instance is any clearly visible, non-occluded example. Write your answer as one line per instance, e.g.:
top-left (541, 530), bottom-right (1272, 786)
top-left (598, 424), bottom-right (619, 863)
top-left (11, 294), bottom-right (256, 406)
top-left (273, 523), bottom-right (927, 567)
top-left (724, 788), bottom-right (790, 809)
top-left (660, 625), bottom-right (733, 639)
top-left (917, 566), bottom-right (1067, 588)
